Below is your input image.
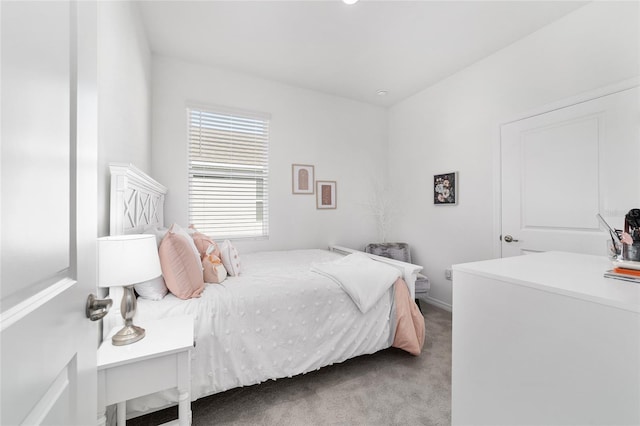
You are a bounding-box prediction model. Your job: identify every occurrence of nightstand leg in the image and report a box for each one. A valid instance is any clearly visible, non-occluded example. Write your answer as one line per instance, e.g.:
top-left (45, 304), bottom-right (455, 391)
top-left (177, 350), bottom-right (192, 425)
top-left (97, 370), bottom-right (107, 426)
top-left (178, 390), bottom-right (191, 426)
top-left (116, 401), bottom-right (126, 426)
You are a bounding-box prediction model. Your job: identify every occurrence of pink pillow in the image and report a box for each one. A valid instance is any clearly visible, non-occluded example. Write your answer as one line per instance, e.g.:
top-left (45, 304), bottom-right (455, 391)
top-left (191, 231), bottom-right (220, 259)
top-left (219, 240), bottom-right (241, 276)
top-left (159, 231), bottom-right (205, 299)
top-left (169, 223), bottom-right (201, 266)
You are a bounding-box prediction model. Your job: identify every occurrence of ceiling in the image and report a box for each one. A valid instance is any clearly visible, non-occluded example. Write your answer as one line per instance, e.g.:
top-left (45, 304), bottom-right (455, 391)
top-left (137, 1), bottom-right (588, 107)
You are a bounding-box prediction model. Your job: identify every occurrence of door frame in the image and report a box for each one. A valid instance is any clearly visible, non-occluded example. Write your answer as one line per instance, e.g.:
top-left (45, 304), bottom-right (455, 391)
top-left (492, 76), bottom-right (640, 258)
top-left (74, 0), bottom-right (99, 422)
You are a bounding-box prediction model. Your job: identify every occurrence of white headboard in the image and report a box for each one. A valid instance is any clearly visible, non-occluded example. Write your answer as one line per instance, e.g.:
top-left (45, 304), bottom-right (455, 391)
top-left (109, 163), bottom-right (167, 235)
top-left (104, 163), bottom-right (167, 339)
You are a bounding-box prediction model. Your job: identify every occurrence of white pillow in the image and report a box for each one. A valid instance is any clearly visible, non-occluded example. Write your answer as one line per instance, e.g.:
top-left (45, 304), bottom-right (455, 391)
top-left (134, 276), bottom-right (168, 300)
top-left (143, 225), bottom-right (169, 248)
top-left (219, 240), bottom-right (241, 276)
top-left (168, 223), bottom-right (202, 268)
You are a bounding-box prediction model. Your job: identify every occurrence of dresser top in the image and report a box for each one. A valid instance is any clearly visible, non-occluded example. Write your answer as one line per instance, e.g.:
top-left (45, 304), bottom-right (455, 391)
top-left (453, 252), bottom-right (640, 313)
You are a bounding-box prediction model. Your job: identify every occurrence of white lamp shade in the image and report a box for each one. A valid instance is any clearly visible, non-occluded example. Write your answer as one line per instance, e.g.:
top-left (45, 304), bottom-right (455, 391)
top-left (98, 234), bottom-right (161, 288)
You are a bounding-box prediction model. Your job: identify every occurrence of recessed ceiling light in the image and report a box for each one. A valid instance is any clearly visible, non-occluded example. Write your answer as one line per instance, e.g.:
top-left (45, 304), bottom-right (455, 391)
top-left (376, 90), bottom-right (388, 96)
top-left (342, 0), bottom-right (359, 5)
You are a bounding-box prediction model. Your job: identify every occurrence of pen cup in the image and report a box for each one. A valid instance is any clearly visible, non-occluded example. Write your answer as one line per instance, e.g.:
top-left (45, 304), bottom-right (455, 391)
top-left (622, 242), bottom-right (640, 262)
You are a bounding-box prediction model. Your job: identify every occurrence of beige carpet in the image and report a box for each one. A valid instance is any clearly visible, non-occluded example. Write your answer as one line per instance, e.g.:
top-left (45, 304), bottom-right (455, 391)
top-left (129, 303), bottom-right (452, 425)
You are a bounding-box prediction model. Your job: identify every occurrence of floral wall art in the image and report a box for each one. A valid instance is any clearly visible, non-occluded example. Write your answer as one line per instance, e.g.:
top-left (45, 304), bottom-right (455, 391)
top-left (434, 172), bottom-right (457, 205)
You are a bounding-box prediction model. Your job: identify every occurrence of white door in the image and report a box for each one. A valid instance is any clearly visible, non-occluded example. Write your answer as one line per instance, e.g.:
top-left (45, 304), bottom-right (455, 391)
top-left (501, 85), bottom-right (640, 257)
top-left (1, 1), bottom-right (98, 424)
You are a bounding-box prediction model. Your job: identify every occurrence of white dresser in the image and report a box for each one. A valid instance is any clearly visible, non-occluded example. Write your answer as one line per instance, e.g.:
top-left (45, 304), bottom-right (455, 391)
top-left (452, 251), bottom-right (640, 425)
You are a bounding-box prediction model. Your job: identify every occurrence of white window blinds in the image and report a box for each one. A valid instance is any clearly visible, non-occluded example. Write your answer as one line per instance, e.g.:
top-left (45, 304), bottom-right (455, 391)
top-left (188, 106), bottom-right (270, 240)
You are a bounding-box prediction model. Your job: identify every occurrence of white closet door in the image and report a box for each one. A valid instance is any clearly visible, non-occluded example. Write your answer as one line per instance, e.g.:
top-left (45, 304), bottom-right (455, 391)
top-left (501, 86), bottom-right (639, 257)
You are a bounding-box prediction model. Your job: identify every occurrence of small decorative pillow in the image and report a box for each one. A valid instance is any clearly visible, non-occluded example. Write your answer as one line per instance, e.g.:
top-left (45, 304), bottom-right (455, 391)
top-left (159, 230), bottom-right (205, 299)
top-left (134, 275), bottom-right (168, 300)
top-left (202, 254), bottom-right (227, 284)
top-left (219, 240), bottom-right (241, 276)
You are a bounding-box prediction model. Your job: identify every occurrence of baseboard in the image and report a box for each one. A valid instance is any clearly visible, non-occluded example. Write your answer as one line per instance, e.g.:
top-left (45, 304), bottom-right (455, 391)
top-left (421, 296), bottom-right (452, 312)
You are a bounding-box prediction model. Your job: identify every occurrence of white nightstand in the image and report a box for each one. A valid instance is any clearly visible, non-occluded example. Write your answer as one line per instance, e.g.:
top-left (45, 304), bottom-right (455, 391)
top-left (97, 315), bottom-right (194, 426)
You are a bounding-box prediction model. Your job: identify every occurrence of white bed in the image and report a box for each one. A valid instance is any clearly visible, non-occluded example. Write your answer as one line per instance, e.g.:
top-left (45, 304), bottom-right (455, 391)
top-left (103, 163), bottom-right (425, 419)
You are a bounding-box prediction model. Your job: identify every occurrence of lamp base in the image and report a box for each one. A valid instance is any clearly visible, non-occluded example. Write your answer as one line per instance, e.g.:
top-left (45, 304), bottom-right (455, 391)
top-left (112, 324), bottom-right (146, 346)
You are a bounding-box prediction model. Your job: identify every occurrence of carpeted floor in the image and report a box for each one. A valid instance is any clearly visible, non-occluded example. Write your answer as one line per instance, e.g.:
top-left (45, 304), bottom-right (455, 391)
top-left (128, 303), bottom-right (452, 425)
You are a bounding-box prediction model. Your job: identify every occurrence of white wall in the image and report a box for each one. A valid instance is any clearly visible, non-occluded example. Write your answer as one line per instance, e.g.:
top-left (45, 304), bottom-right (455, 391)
top-left (151, 56), bottom-right (388, 254)
top-left (388, 1), bottom-right (639, 309)
top-left (97, 1), bottom-right (152, 237)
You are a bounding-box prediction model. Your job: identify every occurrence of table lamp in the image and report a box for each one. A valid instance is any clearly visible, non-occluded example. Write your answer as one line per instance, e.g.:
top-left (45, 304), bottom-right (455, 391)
top-left (98, 234), bottom-right (161, 345)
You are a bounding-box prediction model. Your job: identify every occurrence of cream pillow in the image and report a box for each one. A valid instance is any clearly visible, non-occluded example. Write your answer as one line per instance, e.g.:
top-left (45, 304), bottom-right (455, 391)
top-left (159, 230), bottom-right (205, 299)
top-left (202, 254), bottom-right (227, 284)
top-left (219, 240), bottom-right (241, 276)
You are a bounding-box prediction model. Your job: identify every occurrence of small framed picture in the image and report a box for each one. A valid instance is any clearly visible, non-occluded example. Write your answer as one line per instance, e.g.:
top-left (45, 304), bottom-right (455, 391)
top-left (292, 164), bottom-right (314, 194)
top-left (434, 172), bottom-right (457, 205)
top-left (316, 181), bottom-right (337, 209)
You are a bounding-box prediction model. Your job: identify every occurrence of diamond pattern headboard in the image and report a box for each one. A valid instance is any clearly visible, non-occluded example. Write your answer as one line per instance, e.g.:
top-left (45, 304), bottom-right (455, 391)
top-left (109, 163), bottom-right (167, 236)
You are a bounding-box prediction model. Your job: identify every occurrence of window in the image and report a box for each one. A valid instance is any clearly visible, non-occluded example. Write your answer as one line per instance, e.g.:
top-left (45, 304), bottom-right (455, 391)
top-left (188, 106), bottom-right (270, 239)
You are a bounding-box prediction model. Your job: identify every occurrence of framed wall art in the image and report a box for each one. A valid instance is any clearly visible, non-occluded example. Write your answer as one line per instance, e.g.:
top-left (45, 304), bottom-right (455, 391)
top-left (292, 164), bottom-right (314, 194)
top-left (316, 181), bottom-right (337, 209)
top-left (434, 172), bottom-right (457, 205)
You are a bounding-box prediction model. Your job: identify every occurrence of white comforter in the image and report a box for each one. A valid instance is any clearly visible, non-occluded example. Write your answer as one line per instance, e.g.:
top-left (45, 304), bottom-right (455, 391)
top-left (127, 249), bottom-right (396, 416)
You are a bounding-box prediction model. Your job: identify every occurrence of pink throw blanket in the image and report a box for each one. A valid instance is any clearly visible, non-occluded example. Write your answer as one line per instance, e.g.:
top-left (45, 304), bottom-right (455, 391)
top-left (392, 278), bottom-right (425, 356)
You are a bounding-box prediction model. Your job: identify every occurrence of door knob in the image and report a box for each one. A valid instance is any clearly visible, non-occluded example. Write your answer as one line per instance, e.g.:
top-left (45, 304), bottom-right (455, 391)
top-left (503, 234), bottom-right (519, 243)
top-left (86, 294), bottom-right (113, 321)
